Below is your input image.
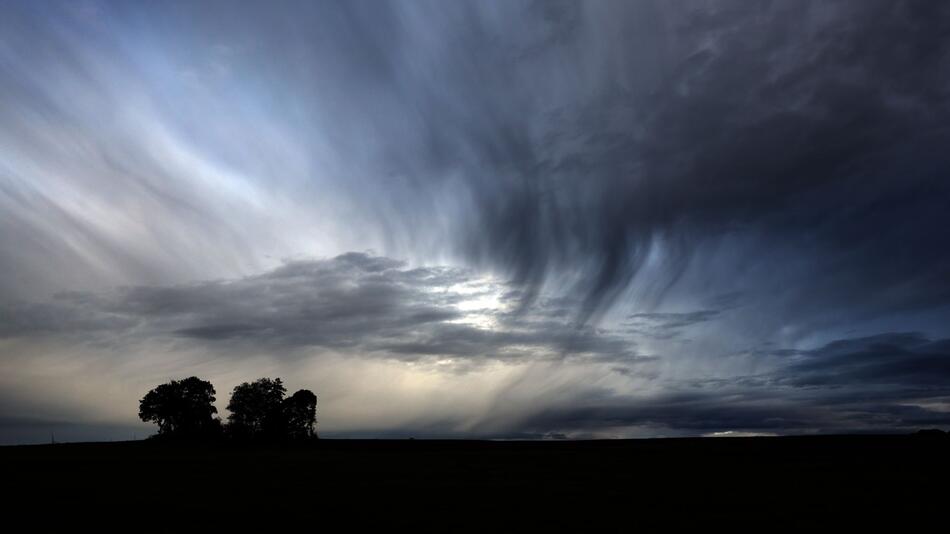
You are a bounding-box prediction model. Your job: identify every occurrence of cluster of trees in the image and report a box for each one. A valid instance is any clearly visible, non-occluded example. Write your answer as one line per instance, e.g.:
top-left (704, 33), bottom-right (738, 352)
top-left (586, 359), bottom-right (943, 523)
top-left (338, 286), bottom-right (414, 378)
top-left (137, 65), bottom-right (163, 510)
top-left (139, 376), bottom-right (316, 442)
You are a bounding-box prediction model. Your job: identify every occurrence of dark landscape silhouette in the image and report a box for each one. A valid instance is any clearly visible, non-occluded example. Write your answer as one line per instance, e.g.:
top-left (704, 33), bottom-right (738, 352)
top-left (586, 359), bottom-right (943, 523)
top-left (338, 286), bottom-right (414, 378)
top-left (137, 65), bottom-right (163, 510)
top-left (138, 376), bottom-right (317, 443)
top-left (3, 429), bottom-right (948, 531)
top-left (2, 376), bottom-right (947, 530)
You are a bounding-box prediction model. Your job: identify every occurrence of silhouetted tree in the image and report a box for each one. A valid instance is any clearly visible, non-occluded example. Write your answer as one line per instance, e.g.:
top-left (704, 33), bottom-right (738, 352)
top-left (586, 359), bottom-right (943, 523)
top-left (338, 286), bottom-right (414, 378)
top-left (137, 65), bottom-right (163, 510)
top-left (284, 389), bottom-right (318, 439)
top-left (226, 377), bottom-right (287, 440)
top-left (139, 377), bottom-right (221, 439)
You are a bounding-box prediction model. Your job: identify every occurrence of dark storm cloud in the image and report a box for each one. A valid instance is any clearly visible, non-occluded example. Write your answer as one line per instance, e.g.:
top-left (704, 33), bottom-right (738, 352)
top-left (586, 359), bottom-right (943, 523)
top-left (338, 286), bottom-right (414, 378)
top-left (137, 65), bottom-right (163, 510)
top-left (0, 253), bottom-right (643, 364)
top-left (781, 333), bottom-right (950, 388)
top-left (269, 0), bottom-right (950, 326)
top-left (313, 0), bottom-right (950, 323)
top-left (566, 1), bottom-right (950, 320)
top-left (2, 0), bottom-right (948, 326)
top-left (516, 388), bottom-right (950, 436)
top-left (510, 332), bottom-right (950, 436)
top-left (519, 392), bottom-right (820, 434)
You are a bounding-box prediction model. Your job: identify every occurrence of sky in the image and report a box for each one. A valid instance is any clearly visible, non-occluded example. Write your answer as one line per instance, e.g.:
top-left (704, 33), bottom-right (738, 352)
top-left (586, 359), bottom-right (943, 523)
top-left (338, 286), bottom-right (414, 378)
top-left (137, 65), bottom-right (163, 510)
top-left (2, 0), bottom-right (950, 444)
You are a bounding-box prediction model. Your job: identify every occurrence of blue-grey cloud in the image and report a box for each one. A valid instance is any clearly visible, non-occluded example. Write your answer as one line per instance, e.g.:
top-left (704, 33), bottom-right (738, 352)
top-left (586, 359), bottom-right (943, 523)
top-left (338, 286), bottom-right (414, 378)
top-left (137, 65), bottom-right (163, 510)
top-left (781, 333), bottom-right (950, 388)
top-left (0, 253), bottom-right (646, 364)
top-left (512, 333), bottom-right (950, 436)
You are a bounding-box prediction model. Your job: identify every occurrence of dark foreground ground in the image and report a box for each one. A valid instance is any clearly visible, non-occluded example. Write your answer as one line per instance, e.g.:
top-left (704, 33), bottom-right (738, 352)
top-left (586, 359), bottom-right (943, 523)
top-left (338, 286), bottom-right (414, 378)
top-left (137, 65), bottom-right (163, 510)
top-left (3, 435), bottom-right (949, 531)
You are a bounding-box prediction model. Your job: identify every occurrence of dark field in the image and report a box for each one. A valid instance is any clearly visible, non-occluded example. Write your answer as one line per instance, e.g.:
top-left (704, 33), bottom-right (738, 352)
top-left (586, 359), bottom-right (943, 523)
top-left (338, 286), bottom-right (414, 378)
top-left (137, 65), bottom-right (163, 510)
top-left (3, 435), bottom-right (948, 531)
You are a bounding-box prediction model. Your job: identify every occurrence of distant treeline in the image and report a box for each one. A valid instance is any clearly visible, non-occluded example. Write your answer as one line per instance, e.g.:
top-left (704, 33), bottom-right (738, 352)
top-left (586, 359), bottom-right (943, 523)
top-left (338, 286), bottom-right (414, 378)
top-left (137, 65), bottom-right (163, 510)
top-left (139, 377), bottom-right (316, 442)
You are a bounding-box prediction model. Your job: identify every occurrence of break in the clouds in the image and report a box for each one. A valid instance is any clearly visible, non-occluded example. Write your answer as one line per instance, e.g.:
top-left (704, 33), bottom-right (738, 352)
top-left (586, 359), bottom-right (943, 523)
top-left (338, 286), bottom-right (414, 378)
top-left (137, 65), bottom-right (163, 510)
top-left (2, 0), bottom-right (950, 443)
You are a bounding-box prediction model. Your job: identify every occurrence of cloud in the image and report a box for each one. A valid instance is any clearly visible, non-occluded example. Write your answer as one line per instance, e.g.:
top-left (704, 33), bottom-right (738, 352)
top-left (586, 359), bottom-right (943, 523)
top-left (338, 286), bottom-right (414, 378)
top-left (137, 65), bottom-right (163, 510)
top-left (0, 252), bottom-right (645, 366)
top-left (385, 0), bottom-right (950, 322)
top-left (3, 1), bottom-right (948, 326)
top-left (2, 1), bottom-right (950, 441)
top-left (505, 332), bottom-right (950, 436)
top-left (782, 333), bottom-right (950, 388)
top-left (5, 261), bottom-right (950, 439)
top-left (625, 310), bottom-right (722, 339)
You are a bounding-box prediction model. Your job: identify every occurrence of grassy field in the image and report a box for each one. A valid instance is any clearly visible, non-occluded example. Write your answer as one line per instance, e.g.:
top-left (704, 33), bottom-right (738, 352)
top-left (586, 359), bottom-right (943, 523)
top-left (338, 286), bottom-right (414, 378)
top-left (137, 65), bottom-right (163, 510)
top-left (3, 435), bottom-right (948, 530)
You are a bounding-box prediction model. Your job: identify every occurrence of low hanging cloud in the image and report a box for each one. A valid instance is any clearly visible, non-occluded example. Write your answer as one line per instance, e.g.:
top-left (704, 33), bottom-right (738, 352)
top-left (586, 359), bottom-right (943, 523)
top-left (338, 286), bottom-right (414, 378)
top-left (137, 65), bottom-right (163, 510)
top-left (4, 253), bottom-right (950, 441)
top-left (780, 333), bottom-right (950, 388)
top-left (0, 252), bottom-right (646, 366)
top-left (510, 333), bottom-right (950, 437)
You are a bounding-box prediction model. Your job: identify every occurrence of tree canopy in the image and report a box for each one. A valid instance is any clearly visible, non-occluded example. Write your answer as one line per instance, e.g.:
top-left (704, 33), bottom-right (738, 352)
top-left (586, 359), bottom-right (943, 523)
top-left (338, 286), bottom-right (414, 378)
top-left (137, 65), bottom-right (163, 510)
top-left (284, 389), bottom-right (318, 439)
top-left (140, 376), bottom-right (318, 442)
top-left (138, 376), bottom-right (220, 439)
top-left (226, 377), bottom-right (287, 440)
